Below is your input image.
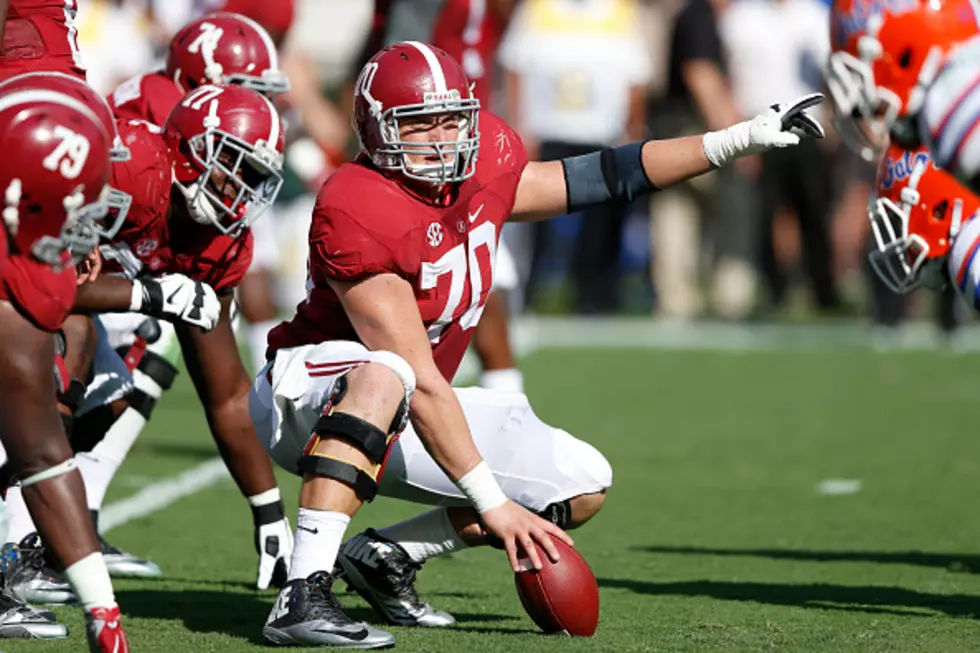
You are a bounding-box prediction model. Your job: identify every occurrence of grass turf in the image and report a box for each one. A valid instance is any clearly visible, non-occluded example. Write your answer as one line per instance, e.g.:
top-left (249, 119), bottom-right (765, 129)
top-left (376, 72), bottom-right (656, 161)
top-left (8, 348), bottom-right (980, 652)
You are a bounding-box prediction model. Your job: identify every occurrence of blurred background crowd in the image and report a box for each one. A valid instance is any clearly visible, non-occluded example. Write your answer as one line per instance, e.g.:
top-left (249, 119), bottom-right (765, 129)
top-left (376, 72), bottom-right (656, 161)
top-left (80, 0), bottom-right (962, 335)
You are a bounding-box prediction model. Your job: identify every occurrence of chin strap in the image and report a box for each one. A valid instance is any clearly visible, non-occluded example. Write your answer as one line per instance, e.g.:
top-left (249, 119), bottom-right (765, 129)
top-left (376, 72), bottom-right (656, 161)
top-left (173, 178), bottom-right (218, 226)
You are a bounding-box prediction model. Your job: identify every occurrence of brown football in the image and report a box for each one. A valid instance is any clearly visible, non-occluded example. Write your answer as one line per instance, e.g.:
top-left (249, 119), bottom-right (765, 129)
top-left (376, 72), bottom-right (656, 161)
top-left (513, 535), bottom-right (599, 636)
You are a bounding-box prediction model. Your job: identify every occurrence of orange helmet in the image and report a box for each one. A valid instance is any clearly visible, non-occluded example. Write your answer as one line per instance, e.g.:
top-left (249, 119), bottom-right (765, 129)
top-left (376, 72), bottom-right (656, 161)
top-left (826, 0), bottom-right (979, 161)
top-left (869, 144), bottom-right (980, 292)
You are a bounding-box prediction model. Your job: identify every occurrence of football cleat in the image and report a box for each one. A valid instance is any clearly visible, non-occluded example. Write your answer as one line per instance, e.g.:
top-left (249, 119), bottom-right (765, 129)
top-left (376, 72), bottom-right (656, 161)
top-left (263, 571), bottom-right (395, 649)
top-left (99, 535), bottom-right (162, 579)
top-left (0, 587), bottom-right (68, 639)
top-left (85, 605), bottom-right (129, 653)
top-left (0, 535), bottom-right (75, 605)
top-left (337, 529), bottom-right (455, 628)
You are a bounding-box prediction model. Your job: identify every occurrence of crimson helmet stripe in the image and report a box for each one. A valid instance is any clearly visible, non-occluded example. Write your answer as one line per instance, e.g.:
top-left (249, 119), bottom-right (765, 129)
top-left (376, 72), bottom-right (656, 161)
top-left (0, 89), bottom-right (102, 129)
top-left (227, 12), bottom-right (281, 70)
top-left (405, 41), bottom-right (448, 93)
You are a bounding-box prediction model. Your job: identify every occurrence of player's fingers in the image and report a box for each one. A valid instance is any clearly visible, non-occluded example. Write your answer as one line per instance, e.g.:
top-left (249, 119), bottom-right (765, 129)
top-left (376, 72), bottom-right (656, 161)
top-left (504, 536), bottom-right (521, 572)
top-left (535, 528), bottom-right (562, 564)
top-left (256, 558), bottom-right (272, 590)
top-left (522, 535), bottom-right (543, 570)
top-left (542, 518), bottom-right (574, 548)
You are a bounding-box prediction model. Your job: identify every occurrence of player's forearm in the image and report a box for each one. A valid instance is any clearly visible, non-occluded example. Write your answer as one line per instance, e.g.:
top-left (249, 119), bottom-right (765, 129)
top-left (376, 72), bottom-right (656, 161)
top-left (204, 392), bottom-right (279, 497)
top-left (72, 275), bottom-right (134, 313)
top-left (409, 378), bottom-right (484, 482)
top-left (640, 136), bottom-right (713, 188)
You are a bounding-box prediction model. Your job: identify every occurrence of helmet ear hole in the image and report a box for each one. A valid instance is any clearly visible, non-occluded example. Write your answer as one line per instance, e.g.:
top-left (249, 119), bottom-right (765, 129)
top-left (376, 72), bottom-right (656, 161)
top-left (932, 199), bottom-right (948, 222)
top-left (898, 47), bottom-right (913, 69)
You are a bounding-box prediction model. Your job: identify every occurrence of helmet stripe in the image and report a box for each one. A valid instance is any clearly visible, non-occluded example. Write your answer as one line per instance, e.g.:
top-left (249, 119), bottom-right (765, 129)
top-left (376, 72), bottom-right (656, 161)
top-left (0, 89), bottom-right (102, 130)
top-left (259, 92), bottom-right (281, 148)
top-left (231, 13), bottom-right (281, 71)
top-left (405, 41), bottom-right (447, 93)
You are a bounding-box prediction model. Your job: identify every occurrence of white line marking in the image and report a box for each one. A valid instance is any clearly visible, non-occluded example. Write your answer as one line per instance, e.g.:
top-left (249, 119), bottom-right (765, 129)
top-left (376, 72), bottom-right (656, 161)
top-left (99, 457), bottom-right (230, 533)
top-left (817, 479), bottom-right (862, 495)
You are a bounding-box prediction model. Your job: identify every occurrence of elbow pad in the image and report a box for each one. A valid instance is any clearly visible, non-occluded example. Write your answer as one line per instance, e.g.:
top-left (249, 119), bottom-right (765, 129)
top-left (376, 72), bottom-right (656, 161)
top-left (562, 142), bottom-right (657, 213)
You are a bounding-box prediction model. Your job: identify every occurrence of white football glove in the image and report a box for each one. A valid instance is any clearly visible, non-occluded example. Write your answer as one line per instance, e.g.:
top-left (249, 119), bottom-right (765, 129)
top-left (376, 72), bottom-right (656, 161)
top-left (129, 273), bottom-right (221, 331)
top-left (256, 516), bottom-right (293, 590)
top-left (703, 93), bottom-right (826, 168)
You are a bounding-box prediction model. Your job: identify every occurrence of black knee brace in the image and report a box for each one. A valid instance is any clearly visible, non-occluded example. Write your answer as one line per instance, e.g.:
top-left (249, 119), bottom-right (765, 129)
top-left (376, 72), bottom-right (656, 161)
top-left (297, 411), bottom-right (395, 502)
top-left (116, 347), bottom-right (179, 392)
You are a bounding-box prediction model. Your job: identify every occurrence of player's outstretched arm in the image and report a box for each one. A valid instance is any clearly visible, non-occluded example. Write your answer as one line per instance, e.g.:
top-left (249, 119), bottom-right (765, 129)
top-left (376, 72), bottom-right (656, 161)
top-left (510, 93), bottom-right (825, 222)
top-left (332, 273), bottom-right (573, 571)
top-left (73, 272), bottom-right (220, 330)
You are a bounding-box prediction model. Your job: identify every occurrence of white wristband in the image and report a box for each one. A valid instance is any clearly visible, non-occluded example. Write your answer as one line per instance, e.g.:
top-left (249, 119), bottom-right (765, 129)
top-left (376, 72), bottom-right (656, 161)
top-left (455, 461), bottom-right (508, 514)
top-left (702, 120), bottom-right (752, 168)
top-left (129, 279), bottom-right (144, 312)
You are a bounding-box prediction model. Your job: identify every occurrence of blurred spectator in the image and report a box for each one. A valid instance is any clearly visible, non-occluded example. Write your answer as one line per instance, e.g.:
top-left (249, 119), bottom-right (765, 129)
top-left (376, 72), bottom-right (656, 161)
top-left (76, 0), bottom-right (155, 96)
top-left (499, 0), bottom-right (650, 313)
top-left (649, 0), bottom-right (757, 320)
top-left (721, 0), bottom-right (841, 312)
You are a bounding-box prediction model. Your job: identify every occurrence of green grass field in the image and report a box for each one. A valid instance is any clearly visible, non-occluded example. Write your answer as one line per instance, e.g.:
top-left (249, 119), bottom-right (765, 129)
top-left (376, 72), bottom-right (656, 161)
top-left (8, 339), bottom-right (980, 652)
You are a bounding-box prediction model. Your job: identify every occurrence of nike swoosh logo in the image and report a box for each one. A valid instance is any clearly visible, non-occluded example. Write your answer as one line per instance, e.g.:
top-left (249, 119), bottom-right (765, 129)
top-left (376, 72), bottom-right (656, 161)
top-left (468, 203), bottom-right (485, 223)
top-left (167, 285), bottom-right (183, 305)
top-left (297, 526), bottom-right (319, 535)
top-left (312, 627), bottom-right (370, 641)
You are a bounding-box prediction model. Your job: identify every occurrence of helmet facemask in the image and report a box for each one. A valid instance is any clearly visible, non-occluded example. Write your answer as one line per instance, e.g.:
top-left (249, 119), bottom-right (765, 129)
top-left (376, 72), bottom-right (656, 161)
top-left (366, 92), bottom-right (480, 185)
top-left (827, 44), bottom-right (899, 162)
top-left (175, 127), bottom-right (284, 237)
top-left (868, 159), bottom-right (962, 292)
top-left (224, 70), bottom-right (291, 98)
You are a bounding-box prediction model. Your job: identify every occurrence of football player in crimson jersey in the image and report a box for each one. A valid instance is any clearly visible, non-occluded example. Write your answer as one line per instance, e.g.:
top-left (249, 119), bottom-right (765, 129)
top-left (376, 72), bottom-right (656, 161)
top-left (0, 0), bottom-right (85, 82)
top-left (0, 87), bottom-right (129, 651)
top-left (252, 41), bottom-right (826, 648)
top-left (108, 11), bottom-right (289, 127)
top-left (63, 84), bottom-right (295, 591)
top-left (824, 0), bottom-right (979, 162)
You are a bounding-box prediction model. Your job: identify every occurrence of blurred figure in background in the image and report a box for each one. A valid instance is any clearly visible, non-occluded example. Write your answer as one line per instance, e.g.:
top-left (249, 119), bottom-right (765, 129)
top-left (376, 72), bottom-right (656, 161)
top-left (75, 0), bottom-right (154, 96)
top-left (500, 0), bottom-right (650, 313)
top-left (649, 0), bottom-right (757, 320)
top-left (721, 0), bottom-right (841, 314)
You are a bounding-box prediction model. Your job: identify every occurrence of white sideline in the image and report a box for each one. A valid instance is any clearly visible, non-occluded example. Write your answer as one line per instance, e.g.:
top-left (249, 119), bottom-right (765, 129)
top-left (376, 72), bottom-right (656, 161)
top-left (99, 457), bottom-right (230, 533)
top-left (98, 317), bottom-right (980, 532)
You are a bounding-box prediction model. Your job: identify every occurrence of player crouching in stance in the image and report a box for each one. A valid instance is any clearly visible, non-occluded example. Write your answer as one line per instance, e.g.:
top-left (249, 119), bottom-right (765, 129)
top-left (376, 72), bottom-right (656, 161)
top-left (0, 88), bottom-right (129, 650)
top-left (250, 41), bottom-right (826, 648)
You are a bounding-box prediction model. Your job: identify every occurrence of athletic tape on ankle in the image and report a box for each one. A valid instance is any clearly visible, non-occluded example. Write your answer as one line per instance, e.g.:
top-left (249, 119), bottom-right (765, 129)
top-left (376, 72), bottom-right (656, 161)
top-left (20, 458), bottom-right (77, 487)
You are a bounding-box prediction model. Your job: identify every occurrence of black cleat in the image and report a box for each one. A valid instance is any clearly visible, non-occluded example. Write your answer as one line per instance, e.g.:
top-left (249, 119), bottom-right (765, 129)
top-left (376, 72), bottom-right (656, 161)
top-left (338, 529), bottom-right (454, 627)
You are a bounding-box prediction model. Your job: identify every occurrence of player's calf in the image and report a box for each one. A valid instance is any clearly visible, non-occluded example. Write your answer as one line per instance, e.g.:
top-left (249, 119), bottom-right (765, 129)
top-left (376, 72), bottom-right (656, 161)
top-left (264, 358), bottom-right (413, 648)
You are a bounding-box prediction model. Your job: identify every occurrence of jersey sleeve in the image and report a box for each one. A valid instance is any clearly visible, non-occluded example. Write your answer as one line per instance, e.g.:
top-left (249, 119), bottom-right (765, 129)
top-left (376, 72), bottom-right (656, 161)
top-left (949, 214), bottom-right (980, 312)
top-left (0, 254), bottom-right (76, 332)
top-left (110, 72), bottom-right (182, 126)
top-left (309, 197), bottom-right (420, 284)
top-left (480, 112), bottom-right (529, 179)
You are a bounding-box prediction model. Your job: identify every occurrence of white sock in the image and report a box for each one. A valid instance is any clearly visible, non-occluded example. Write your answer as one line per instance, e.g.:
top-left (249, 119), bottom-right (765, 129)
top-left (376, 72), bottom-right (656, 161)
top-left (77, 407), bottom-right (148, 511)
top-left (376, 508), bottom-right (468, 564)
top-left (286, 508), bottom-right (350, 582)
top-left (4, 486), bottom-right (36, 544)
top-left (248, 320), bottom-right (278, 376)
top-left (479, 368), bottom-right (524, 393)
top-left (64, 552), bottom-right (116, 611)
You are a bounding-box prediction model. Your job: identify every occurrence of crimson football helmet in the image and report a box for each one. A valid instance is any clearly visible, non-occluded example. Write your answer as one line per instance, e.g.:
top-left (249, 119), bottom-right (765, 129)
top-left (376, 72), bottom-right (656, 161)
top-left (869, 144), bottom-right (980, 292)
top-left (353, 41), bottom-right (479, 185)
top-left (826, 0), bottom-right (978, 161)
top-left (0, 88), bottom-right (111, 269)
top-left (0, 71), bottom-right (133, 239)
top-left (164, 83), bottom-right (285, 237)
top-left (167, 12), bottom-right (289, 97)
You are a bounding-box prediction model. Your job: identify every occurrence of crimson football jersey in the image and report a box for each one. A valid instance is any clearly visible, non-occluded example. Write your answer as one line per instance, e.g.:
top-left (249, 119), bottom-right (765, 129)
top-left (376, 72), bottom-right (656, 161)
top-left (108, 70), bottom-right (183, 126)
top-left (0, 0), bottom-right (84, 81)
top-left (101, 119), bottom-right (253, 293)
top-left (0, 251), bottom-right (76, 332)
top-left (432, 0), bottom-right (505, 110)
top-left (268, 112), bottom-right (527, 380)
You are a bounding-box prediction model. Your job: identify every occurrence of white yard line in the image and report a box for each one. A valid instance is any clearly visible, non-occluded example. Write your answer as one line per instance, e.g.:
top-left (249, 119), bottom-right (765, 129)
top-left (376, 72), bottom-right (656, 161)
top-left (817, 479), bottom-right (863, 495)
top-left (99, 457), bottom-right (230, 533)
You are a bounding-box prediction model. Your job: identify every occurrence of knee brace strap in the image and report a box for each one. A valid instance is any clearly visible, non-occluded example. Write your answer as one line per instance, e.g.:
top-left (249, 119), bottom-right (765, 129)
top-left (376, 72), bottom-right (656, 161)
top-left (137, 351), bottom-right (178, 390)
top-left (312, 411), bottom-right (390, 464)
top-left (297, 452), bottom-right (379, 501)
top-left (20, 458), bottom-right (77, 488)
top-left (126, 388), bottom-right (157, 420)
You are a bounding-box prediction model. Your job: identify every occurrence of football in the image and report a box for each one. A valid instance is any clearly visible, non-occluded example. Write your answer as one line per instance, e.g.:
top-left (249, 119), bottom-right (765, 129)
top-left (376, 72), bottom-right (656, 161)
top-left (513, 535), bottom-right (599, 636)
